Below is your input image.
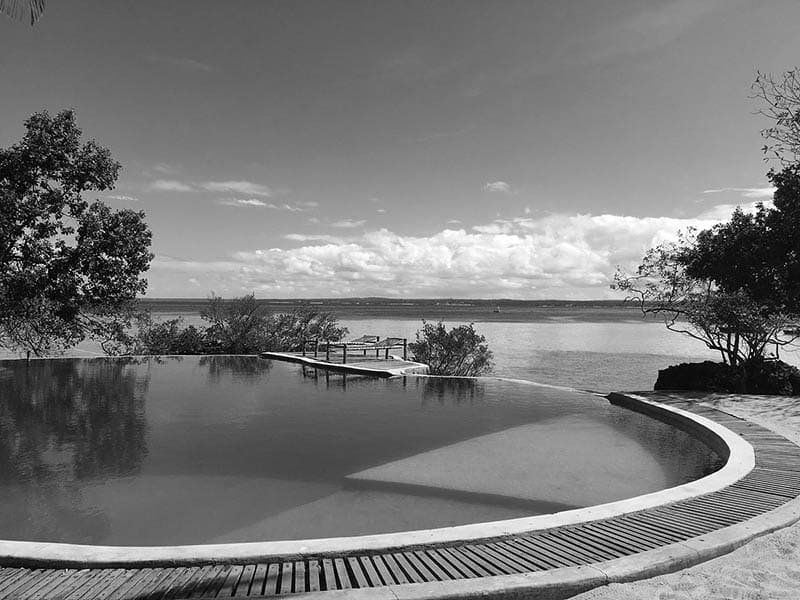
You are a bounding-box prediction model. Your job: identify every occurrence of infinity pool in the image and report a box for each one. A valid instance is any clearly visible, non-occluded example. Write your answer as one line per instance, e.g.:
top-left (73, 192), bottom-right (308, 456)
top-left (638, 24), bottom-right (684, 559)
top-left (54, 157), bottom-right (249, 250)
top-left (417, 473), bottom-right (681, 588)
top-left (0, 356), bottom-right (721, 545)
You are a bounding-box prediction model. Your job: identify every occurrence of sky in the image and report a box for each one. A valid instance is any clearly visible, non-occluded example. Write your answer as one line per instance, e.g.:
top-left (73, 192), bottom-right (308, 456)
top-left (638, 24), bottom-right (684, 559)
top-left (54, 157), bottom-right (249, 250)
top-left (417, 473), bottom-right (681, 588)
top-left (2, 0), bottom-right (799, 299)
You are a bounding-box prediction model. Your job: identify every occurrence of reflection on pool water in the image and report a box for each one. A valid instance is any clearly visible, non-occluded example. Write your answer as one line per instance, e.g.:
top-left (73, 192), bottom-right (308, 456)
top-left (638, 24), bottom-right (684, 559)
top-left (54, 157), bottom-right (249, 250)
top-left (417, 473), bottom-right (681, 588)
top-left (0, 356), bottom-right (722, 545)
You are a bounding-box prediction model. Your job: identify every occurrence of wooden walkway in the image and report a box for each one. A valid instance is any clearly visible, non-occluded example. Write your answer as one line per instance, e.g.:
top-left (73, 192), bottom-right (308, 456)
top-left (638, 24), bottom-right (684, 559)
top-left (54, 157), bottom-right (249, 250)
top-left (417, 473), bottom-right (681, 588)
top-left (261, 352), bottom-right (429, 377)
top-left (0, 393), bottom-right (799, 598)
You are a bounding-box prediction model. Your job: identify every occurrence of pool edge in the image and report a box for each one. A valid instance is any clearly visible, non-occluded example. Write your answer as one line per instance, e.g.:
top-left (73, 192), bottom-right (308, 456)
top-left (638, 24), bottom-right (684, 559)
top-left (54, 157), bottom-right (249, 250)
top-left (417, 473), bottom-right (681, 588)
top-left (0, 391), bottom-right (756, 567)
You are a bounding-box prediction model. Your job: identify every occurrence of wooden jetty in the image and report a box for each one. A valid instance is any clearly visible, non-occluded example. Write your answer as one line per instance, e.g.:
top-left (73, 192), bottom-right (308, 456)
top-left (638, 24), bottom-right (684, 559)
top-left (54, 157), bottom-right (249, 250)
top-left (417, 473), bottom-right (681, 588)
top-left (261, 336), bottom-right (429, 377)
top-left (0, 392), bottom-right (798, 598)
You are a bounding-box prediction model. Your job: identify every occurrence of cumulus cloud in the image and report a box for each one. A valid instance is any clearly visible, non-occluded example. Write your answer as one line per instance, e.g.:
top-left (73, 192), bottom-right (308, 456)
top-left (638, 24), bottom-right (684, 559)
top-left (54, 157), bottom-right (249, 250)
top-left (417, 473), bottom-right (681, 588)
top-left (203, 180), bottom-right (272, 196)
top-left (702, 186), bottom-right (776, 199)
top-left (483, 181), bottom-right (513, 193)
top-left (149, 179), bottom-right (193, 192)
top-left (147, 204), bottom-right (750, 298)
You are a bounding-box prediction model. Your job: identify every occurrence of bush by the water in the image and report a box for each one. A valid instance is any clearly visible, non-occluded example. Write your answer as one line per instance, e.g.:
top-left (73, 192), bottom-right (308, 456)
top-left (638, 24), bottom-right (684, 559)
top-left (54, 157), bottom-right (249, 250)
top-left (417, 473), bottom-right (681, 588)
top-left (409, 320), bottom-right (493, 376)
top-left (119, 294), bottom-right (347, 355)
top-left (655, 359), bottom-right (800, 395)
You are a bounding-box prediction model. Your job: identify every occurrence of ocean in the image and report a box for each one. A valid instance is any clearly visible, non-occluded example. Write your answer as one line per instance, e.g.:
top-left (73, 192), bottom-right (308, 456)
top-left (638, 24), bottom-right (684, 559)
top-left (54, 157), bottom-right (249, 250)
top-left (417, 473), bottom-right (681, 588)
top-left (146, 300), bottom-right (742, 392)
top-left (8, 300), bottom-right (799, 393)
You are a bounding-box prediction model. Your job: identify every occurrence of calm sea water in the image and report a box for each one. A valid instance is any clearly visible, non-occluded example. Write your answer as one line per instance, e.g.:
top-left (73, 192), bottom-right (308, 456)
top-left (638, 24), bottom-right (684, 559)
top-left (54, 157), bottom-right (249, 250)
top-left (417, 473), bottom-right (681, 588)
top-left (0, 356), bottom-right (721, 545)
top-left (153, 310), bottom-right (794, 392)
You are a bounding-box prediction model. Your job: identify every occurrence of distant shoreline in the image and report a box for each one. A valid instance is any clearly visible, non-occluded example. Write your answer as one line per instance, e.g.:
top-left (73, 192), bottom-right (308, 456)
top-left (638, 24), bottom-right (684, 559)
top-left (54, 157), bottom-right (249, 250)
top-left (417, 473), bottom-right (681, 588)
top-left (137, 298), bottom-right (657, 324)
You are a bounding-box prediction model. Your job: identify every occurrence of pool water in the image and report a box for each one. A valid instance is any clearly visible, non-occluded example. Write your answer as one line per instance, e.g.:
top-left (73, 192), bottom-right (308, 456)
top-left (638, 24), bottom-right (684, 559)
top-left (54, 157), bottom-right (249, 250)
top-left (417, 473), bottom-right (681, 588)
top-left (0, 356), bottom-right (722, 545)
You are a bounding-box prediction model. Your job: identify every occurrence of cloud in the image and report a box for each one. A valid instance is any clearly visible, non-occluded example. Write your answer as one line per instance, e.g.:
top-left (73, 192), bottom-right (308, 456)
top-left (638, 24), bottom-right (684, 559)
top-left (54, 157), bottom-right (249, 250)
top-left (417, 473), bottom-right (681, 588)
top-left (702, 187), bottom-right (776, 199)
top-left (330, 219), bottom-right (367, 228)
top-left (106, 194), bottom-right (140, 202)
top-left (203, 180), bottom-right (272, 196)
top-left (152, 162), bottom-right (181, 175)
top-left (149, 179), bottom-right (194, 192)
top-left (285, 234), bottom-right (344, 243)
top-left (147, 201), bottom-right (758, 298)
top-left (145, 54), bottom-right (214, 72)
top-left (376, 208), bottom-right (387, 214)
top-left (484, 181), bottom-right (514, 194)
top-left (695, 200), bottom-right (774, 221)
top-left (219, 198), bottom-right (318, 212)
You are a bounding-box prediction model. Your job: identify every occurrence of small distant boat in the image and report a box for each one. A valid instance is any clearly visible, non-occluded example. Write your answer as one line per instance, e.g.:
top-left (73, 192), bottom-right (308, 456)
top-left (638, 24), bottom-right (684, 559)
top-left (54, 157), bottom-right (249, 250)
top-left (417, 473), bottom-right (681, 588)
top-left (493, 306), bottom-right (501, 313)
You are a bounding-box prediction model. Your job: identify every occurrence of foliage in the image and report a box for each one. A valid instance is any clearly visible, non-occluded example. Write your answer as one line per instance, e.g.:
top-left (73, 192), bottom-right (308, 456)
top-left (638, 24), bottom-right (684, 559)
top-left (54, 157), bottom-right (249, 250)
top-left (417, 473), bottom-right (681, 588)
top-left (120, 314), bottom-right (207, 355)
top-left (262, 308), bottom-right (349, 352)
top-left (0, 109), bottom-right (153, 358)
top-left (409, 320), bottom-right (493, 376)
top-left (678, 168), bottom-right (800, 316)
top-left (752, 68), bottom-right (800, 164)
top-left (122, 295), bottom-right (348, 355)
top-left (654, 361), bottom-right (745, 393)
top-left (0, 0), bottom-right (45, 25)
top-left (655, 359), bottom-right (800, 396)
top-left (613, 235), bottom-right (797, 367)
top-left (201, 293), bottom-right (270, 354)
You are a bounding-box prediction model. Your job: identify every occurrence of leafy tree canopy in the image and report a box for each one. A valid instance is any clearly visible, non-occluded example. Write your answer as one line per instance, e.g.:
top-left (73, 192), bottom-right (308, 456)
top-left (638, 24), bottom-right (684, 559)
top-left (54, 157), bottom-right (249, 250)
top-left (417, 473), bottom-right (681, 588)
top-left (0, 109), bottom-right (153, 357)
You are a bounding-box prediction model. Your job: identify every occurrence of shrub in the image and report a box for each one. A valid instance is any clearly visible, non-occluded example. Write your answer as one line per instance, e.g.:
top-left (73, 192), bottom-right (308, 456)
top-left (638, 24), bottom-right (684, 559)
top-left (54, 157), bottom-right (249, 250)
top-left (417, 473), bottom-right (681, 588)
top-left (409, 320), bottom-right (493, 376)
top-left (654, 359), bottom-right (800, 395)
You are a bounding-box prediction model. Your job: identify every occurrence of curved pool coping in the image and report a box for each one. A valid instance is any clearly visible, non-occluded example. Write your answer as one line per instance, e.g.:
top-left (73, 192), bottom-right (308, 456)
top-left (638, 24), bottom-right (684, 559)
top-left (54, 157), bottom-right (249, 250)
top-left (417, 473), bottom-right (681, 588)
top-left (0, 390), bottom-right (755, 567)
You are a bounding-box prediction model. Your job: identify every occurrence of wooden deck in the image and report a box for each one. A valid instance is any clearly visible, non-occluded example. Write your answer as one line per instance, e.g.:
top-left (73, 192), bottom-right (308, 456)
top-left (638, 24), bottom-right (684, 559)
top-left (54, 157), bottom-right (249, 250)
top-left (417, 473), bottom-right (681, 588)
top-left (0, 393), bottom-right (799, 599)
top-left (260, 351), bottom-right (429, 377)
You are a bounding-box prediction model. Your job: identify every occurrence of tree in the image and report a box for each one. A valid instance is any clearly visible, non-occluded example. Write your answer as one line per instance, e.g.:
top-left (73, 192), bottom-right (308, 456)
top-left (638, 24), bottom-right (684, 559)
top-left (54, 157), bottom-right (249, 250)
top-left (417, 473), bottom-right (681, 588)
top-left (0, 0), bottom-right (45, 25)
top-left (613, 236), bottom-right (797, 367)
top-left (0, 109), bottom-right (153, 358)
top-left (409, 320), bottom-right (493, 376)
top-left (752, 68), bottom-right (800, 165)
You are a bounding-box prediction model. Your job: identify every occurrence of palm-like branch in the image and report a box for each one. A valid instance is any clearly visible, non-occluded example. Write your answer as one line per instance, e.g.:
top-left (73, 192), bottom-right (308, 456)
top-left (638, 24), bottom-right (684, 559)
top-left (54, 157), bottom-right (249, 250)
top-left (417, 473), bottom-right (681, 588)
top-left (0, 0), bottom-right (46, 25)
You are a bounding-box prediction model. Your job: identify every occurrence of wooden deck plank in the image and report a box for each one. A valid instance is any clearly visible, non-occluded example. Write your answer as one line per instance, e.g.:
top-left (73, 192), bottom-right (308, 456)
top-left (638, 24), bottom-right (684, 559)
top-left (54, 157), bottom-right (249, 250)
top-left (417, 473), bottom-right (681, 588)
top-left (357, 556), bottom-right (382, 587)
top-left (216, 565), bottom-right (244, 598)
top-left (263, 563), bottom-right (280, 596)
top-left (423, 549), bottom-right (472, 579)
top-left (516, 534), bottom-right (589, 566)
top-left (438, 547), bottom-right (496, 577)
top-left (553, 529), bottom-right (627, 559)
top-left (401, 551), bottom-right (438, 582)
top-left (189, 565), bottom-right (227, 599)
top-left (535, 532), bottom-right (609, 563)
top-left (319, 560), bottom-right (336, 591)
top-left (480, 542), bottom-right (536, 573)
top-left (244, 564), bottom-right (267, 597)
top-left (231, 565), bottom-right (255, 598)
top-left (502, 538), bottom-right (575, 569)
top-left (151, 568), bottom-right (200, 600)
top-left (372, 554), bottom-right (409, 584)
top-left (0, 569), bottom-right (40, 599)
top-left (171, 566), bottom-right (211, 600)
top-left (64, 570), bottom-right (116, 600)
top-left (293, 561), bottom-right (306, 594)
top-left (391, 552), bottom-right (426, 583)
top-left (279, 563), bottom-right (293, 595)
top-left (332, 558), bottom-right (351, 589)
top-left (306, 561), bottom-right (321, 593)
top-left (13, 569), bottom-right (66, 599)
top-left (346, 557), bottom-right (369, 589)
top-left (411, 550), bottom-right (451, 581)
top-left (72, 569), bottom-right (129, 600)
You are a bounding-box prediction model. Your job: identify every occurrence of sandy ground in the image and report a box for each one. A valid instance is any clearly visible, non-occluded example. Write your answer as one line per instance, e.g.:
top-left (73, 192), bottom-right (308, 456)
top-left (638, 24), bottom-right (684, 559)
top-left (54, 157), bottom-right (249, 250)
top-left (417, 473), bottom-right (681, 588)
top-left (572, 393), bottom-right (800, 600)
